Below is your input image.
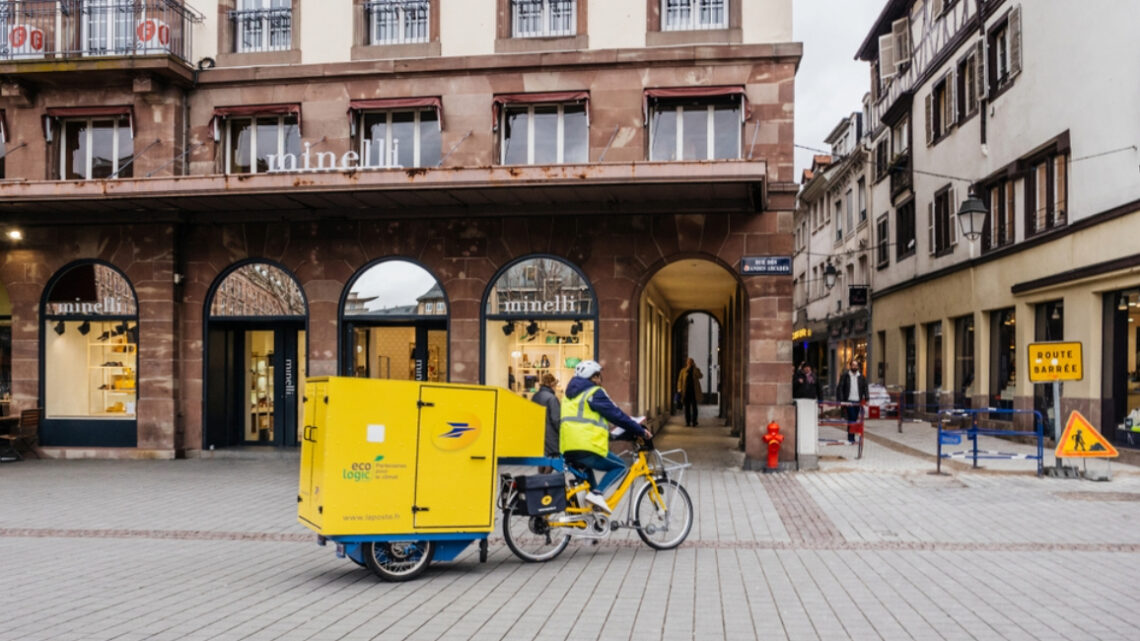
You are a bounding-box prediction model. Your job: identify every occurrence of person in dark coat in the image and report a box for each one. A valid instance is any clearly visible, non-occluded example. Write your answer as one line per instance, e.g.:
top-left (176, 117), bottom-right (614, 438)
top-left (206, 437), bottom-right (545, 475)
top-left (676, 358), bottom-right (703, 427)
top-left (792, 363), bottom-right (822, 401)
top-left (530, 373), bottom-right (562, 462)
top-left (835, 359), bottom-right (869, 443)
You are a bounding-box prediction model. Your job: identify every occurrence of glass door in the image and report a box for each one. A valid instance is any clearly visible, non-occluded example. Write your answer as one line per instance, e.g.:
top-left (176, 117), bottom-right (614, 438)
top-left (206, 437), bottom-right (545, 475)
top-left (245, 330), bottom-right (275, 443)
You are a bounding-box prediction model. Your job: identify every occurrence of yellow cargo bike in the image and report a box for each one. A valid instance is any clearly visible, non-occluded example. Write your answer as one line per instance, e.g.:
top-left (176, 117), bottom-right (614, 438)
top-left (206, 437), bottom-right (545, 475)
top-left (299, 376), bottom-right (692, 581)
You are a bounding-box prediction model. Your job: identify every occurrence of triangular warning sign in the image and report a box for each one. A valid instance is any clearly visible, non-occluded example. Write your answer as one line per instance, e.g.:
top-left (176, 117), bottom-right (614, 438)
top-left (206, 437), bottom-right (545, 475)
top-left (1055, 411), bottom-right (1118, 458)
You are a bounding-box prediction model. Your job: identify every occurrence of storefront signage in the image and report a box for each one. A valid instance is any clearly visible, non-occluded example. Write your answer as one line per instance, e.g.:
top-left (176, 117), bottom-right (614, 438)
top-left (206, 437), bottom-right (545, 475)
top-left (740, 256), bottom-right (792, 275)
top-left (284, 359), bottom-right (295, 397)
top-left (266, 141), bottom-right (395, 173)
top-left (849, 286), bottom-right (868, 306)
top-left (1027, 341), bottom-right (1083, 382)
top-left (500, 295), bottom-right (578, 315)
top-left (48, 297), bottom-right (130, 316)
top-left (792, 328), bottom-right (812, 341)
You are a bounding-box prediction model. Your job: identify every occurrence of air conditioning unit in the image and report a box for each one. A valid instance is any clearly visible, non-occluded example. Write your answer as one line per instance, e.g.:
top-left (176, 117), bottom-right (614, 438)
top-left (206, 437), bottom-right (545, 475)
top-left (8, 24), bottom-right (45, 59)
top-left (136, 19), bottom-right (171, 53)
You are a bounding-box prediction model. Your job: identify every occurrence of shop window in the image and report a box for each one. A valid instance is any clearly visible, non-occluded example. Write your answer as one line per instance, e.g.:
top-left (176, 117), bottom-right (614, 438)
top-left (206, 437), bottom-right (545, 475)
top-left (343, 260), bottom-right (447, 382)
top-left (43, 262), bottom-right (139, 421)
top-left (500, 103), bottom-right (587, 165)
top-left (1033, 300), bottom-right (1064, 433)
top-left (232, 0), bottom-right (292, 53)
top-left (58, 116), bottom-right (133, 180)
top-left (483, 256), bottom-right (597, 395)
top-left (1106, 289), bottom-right (1140, 441)
top-left (210, 263), bottom-right (306, 317)
top-left (989, 308), bottom-right (1016, 419)
top-left (954, 315), bottom-right (974, 408)
top-left (366, 0), bottom-right (429, 44)
top-left (925, 321), bottom-right (943, 410)
top-left (662, 0), bottom-right (727, 31)
top-left (219, 111), bottom-right (301, 174)
top-left (512, 0), bottom-right (575, 38)
top-left (895, 199), bottom-right (916, 260)
top-left (648, 95), bottom-right (741, 161)
top-left (358, 108), bottom-right (441, 168)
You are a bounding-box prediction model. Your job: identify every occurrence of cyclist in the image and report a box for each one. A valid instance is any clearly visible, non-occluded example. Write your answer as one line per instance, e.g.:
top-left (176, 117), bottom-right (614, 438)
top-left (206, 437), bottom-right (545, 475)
top-left (560, 359), bottom-right (651, 512)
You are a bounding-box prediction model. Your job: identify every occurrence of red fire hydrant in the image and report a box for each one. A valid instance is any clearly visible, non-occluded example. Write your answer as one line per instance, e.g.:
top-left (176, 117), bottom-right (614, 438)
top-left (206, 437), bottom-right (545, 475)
top-left (762, 421), bottom-right (783, 472)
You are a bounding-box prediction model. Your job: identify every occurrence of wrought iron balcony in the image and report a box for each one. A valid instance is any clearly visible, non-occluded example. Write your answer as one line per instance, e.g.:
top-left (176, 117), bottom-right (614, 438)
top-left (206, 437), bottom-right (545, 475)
top-left (0, 1), bottom-right (201, 64)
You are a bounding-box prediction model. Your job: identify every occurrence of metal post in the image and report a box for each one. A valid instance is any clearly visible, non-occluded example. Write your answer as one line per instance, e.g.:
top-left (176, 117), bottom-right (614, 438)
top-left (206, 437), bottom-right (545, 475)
top-left (970, 414), bottom-right (979, 469)
top-left (1052, 380), bottom-right (1062, 473)
top-left (936, 415), bottom-right (943, 474)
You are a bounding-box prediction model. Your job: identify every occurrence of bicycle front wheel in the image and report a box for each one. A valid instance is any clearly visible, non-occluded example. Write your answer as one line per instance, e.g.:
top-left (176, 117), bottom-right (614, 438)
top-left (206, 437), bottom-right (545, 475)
top-left (501, 501), bottom-right (570, 563)
top-left (634, 478), bottom-right (693, 550)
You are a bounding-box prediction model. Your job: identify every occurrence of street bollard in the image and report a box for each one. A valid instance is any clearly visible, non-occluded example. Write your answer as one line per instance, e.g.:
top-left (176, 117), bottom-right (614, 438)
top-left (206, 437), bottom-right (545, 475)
top-left (762, 421), bottom-right (784, 473)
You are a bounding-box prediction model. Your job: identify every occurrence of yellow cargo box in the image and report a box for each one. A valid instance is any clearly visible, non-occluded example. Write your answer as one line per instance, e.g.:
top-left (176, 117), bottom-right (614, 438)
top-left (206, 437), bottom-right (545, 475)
top-left (298, 377), bottom-right (545, 536)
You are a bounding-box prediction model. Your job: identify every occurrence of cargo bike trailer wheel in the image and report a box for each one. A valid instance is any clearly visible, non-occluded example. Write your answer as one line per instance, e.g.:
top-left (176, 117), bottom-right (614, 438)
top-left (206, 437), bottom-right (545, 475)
top-left (362, 540), bottom-right (435, 581)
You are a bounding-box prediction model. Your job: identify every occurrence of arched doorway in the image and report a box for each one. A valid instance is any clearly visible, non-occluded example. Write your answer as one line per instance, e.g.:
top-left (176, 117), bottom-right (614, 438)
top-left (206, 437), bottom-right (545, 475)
top-left (40, 261), bottom-right (139, 446)
top-left (482, 255), bottom-right (598, 397)
top-left (638, 259), bottom-right (743, 438)
top-left (340, 259), bottom-right (449, 382)
top-left (204, 261), bottom-right (307, 448)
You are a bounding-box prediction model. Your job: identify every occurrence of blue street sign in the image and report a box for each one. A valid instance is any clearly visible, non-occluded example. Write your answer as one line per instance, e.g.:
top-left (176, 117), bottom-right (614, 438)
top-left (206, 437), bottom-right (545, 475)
top-left (740, 256), bottom-right (792, 275)
top-left (940, 433), bottom-right (962, 445)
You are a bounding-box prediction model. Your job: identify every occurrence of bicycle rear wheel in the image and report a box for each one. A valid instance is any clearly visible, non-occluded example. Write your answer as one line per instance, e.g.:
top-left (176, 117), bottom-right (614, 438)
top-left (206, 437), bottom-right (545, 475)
top-left (501, 499), bottom-right (570, 563)
top-left (634, 478), bottom-right (693, 550)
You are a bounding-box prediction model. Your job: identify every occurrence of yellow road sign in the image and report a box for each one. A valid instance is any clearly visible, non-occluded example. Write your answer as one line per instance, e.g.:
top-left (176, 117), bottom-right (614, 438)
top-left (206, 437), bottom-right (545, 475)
top-left (1055, 411), bottom-right (1118, 458)
top-left (1028, 341), bottom-right (1083, 382)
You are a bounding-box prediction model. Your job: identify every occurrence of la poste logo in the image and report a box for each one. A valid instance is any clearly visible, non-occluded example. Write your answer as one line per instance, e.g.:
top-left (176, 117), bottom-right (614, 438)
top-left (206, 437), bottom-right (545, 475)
top-left (432, 413), bottom-right (482, 451)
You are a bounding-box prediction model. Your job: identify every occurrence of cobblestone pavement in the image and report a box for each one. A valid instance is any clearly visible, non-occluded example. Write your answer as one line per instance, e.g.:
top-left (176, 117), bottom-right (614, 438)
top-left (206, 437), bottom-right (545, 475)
top-left (2, 410), bottom-right (1139, 641)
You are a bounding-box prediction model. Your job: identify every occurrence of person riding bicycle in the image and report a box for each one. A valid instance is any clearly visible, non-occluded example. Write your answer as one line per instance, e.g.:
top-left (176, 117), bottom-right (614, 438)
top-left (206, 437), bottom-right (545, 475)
top-left (560, 359), bottom-right (651, 513)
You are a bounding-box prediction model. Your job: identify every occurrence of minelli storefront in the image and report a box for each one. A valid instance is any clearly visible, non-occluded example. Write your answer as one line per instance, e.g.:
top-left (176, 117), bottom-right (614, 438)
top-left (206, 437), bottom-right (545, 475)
top-left (0, 44), bottom-right (800, 468)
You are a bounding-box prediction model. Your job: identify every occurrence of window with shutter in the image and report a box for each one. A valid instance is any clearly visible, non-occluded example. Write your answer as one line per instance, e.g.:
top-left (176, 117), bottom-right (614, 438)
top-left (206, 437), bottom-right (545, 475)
top-left (1008, 6), bottom-right (1021, 76)
top-left (924, 93), bottom-right (933, 146)
top-left (892, 18), bottom-right (910, 68)
top-left (879, 34), bottom-right (896, 82)
top-left (946, 70), bottom-right (957, 127)
top-left (927, 201), bottom-right (935, 254)
top-left (975, 40), bottom-right (987, 99)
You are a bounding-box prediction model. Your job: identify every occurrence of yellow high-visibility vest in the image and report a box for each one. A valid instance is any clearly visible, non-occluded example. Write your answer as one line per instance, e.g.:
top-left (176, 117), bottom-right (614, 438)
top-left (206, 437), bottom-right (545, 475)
top-left (559, 386), bottom-right (609, 456)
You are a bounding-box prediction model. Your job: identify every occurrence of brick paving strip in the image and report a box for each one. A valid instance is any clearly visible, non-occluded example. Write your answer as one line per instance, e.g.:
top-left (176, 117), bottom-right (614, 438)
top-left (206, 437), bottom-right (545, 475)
top-left (759, 472), bottom-right (845, 543)
top-left (3, 527), bottom-right (1139, 553)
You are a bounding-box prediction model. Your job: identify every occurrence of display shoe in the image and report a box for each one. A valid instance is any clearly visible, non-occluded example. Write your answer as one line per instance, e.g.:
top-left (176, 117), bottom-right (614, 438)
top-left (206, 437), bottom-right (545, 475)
top-left (584, 491), bottom-right (610, 513)
top-left (96, 331), bottom-right (111, 341)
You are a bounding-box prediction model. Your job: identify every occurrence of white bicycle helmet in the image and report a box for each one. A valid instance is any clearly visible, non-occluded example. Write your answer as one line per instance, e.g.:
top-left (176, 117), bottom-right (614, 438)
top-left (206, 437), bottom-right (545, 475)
top-left (574, 359), bottom-right (603, 379)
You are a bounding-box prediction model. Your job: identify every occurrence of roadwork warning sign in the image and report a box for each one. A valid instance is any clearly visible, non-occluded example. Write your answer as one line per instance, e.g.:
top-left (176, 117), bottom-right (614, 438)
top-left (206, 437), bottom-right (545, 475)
top-left (1028, 341), bottom-right (1083, 382)
top-left (1055, 411), bottom-right (1118, 458)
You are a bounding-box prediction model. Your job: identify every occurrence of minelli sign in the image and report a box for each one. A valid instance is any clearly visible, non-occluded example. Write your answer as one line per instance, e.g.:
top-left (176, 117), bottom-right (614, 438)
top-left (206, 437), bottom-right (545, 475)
top-left (266, 140), bottom-right (401, 173)
top-left (501, 295), bottom-right (578, 315)
top-left (48, 297), bottom-right (129, 316)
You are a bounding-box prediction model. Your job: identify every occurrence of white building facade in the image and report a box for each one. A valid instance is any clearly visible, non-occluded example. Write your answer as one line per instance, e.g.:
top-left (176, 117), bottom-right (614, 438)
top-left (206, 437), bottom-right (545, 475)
top-left (857, 0), bottom-right (1140, 441)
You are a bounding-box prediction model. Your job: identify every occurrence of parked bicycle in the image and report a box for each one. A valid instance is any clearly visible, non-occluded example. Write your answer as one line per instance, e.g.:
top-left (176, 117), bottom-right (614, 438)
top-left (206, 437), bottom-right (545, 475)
top-left (498, 436), bottom-right (693, 562)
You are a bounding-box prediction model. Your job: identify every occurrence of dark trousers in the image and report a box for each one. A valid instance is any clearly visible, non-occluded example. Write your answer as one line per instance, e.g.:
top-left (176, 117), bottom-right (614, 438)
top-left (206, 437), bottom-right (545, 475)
top-left (563, 450), bottom-right (628, 493)
top-left (683, 397), bottom-right (698, 426)
top-left (843, 404), bottom-right (862, 441)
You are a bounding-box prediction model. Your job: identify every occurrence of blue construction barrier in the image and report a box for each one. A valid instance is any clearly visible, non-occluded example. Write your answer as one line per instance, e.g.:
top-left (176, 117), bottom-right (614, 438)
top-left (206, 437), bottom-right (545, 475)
top-left (936, 408), bottom-right (1045, 476)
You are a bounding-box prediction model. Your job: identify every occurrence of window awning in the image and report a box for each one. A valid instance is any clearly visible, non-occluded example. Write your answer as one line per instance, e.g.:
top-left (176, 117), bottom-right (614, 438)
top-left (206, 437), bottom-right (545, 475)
top-left (491, 91), bottom-right (590, 130)
top-left (642, 86), bottom-right (750, 125)
top-left (44, 106), bottom-right (136, 135)
top-left (211, 104), bottom-right (303, 137)
top-left (347, 97), bottom-right (443, 131)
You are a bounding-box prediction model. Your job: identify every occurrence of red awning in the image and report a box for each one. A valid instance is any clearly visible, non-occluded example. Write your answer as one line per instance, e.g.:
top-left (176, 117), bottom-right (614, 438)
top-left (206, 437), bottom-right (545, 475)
top-left (347, 97), bottom-right (443, 130)
top-left (211, 104), bottom-right (303, 136)
top-left (642, 86), bottom-right (750, 125)
top-left (491, 91), bottom-right (590, 130)
top-left (45, 105), bottom-right (135, 134)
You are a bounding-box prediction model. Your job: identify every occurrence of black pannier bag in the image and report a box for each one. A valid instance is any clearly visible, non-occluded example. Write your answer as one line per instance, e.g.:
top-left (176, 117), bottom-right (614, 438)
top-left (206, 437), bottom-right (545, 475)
top-left (515, 473), bottom-right (567, 515)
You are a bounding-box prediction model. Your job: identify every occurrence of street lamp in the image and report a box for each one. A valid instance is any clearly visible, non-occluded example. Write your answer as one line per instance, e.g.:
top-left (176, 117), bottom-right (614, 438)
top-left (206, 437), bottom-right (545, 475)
top-left (824, 261), bottom-right (838, 290)
top-left (956, 194), bottom-right (989, 241)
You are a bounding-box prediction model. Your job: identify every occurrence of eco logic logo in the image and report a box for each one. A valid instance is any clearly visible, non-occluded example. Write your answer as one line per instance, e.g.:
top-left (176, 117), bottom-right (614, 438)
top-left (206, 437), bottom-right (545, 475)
top-left (342, 455), bottom-right (388, 482)
top-left (432, 414), bottom-right (482, 451)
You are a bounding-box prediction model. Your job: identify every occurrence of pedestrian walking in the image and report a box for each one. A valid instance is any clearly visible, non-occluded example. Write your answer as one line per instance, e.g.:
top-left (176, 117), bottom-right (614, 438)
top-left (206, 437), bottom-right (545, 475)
top-left (793, 363), bottom-right (822, 401)
top-left (676, 357), bottom-right (703, 427)
top-left (835, 359), bottom-right (868, 443)
top-left (530, 373), bottom-right (561, 472)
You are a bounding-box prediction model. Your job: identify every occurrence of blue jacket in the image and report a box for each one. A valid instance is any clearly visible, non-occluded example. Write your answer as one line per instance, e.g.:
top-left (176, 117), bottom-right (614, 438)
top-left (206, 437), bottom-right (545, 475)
top-left (564, 376), bottom-right (649, 438)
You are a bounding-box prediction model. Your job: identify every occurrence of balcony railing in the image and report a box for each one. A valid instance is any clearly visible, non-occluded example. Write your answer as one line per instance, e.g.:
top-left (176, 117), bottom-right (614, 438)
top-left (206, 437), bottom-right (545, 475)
top-left (0, 0), bottom-right (200, 64)
top-left (889, 152), bottom-right (912, 198)
top-left (230, 5), bottom-right (291, 53)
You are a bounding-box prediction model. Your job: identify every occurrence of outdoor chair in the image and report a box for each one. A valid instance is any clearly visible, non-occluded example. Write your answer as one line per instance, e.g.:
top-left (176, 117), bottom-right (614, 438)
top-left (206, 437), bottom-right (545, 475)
top-left (0, 408), bottom-right (41, 462)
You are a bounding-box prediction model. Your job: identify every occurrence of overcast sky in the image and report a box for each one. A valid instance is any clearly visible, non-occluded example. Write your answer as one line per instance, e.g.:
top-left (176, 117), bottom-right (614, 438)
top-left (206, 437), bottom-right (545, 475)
top-left (794, 0), bottom-right (885, 180)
